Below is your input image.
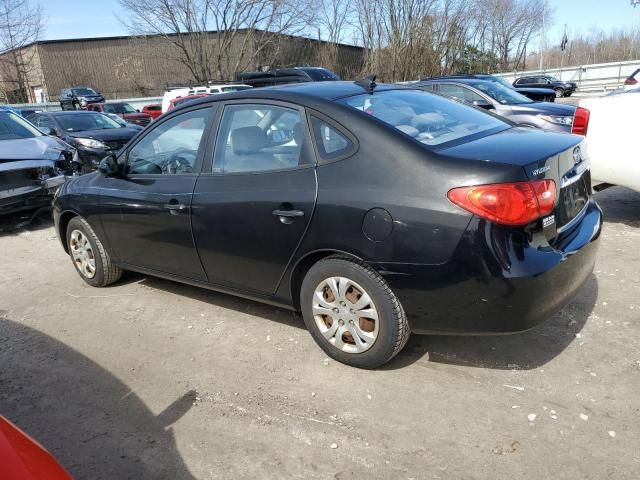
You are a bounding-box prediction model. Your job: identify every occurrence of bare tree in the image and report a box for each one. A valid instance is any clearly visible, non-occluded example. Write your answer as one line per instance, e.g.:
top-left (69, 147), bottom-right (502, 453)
top-left (117, 0), bottom-right (315, 82)
top-left (0, 0), bottom-right (44, 103)
top-left (314, 0), bottom-right (352, 72)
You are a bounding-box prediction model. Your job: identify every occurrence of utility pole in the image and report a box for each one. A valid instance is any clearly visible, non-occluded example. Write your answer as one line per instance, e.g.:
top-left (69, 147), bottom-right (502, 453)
top-left (632, 0), bottom-right (640, 59)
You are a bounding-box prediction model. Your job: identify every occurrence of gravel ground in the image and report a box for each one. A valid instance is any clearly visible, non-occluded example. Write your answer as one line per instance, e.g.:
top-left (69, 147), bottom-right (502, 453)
top-left (0, 187), bottom-right (639, 480)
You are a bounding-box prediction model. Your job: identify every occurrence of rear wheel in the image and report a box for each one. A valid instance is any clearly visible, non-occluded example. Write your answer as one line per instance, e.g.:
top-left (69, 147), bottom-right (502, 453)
top-left (300, 256), bottom-right (409, 369)
top-left (554, 87), bottom-right (565, 98)
top-left (66, 217), bottom-right (122, 287)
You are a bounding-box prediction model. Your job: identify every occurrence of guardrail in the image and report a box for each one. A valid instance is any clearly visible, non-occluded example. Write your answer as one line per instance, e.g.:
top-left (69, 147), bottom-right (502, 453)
top-left (493, 59), bottom-right (640, 93)
top-left (2, 96), bottom-right (163, 113)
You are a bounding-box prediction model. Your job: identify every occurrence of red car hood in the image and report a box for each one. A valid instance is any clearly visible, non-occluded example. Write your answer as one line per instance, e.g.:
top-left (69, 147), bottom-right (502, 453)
top-left (0, 416), bottom-right (72, 480)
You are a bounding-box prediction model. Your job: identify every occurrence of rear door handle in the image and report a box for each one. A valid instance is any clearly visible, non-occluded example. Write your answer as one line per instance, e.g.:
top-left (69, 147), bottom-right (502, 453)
top-left (272, 209), bottom-right (304, 224)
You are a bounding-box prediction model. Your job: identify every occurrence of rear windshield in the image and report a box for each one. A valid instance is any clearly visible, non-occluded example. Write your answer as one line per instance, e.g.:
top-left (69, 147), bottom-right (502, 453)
top-left (0, 111), bottom-right (41, 140)
top-left (467, 80), bottom-right (533, 104)
top-left (104, 103), bottom-right (136, 114)
top-left (338, 89), bottom-right (508, 147)
top-left (220, 85), bottom-right (252, 92)
top-left (304, 69), bottom-right (341, 81)
top-left (55, 113), bottom-right (121, 132)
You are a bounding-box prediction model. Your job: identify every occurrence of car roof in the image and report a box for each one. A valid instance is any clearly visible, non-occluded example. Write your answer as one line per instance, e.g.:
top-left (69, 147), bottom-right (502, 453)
top-left (48, 111), bottom-right (105, 117)
top-left (417, 78), bottom-right (491, 87)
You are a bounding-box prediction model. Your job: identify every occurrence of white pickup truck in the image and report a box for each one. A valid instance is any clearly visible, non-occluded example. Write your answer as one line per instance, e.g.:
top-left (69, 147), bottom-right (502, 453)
top-left (577, 93), bottom-right (640, 193)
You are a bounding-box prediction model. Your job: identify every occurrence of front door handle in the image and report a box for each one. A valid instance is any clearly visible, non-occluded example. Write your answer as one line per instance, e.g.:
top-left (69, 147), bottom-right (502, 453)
top-left (164, 202), bottom-right (188, 215)
top-left (272, 208), bottom-right (304, 224)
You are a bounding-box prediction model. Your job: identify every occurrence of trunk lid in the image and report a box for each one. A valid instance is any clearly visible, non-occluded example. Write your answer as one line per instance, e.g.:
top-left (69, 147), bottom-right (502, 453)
top-left (440, 127), bottom-right (591, 236)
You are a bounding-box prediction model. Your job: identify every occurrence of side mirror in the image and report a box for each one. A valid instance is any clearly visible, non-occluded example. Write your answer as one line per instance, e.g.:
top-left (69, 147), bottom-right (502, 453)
top-left (473, 99), bottom-right (494, 110)
top-left (40, 126), bottom-right (57, 136)
top-left (546, 80), bottom-right (552, 85)
top-left (98, 154), bottom-right (120, 177)
top-left (136, 109), bottom-right (140, 112)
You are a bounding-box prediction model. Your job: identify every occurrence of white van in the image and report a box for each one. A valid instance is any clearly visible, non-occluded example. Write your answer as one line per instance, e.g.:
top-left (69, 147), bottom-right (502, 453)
top-left (161, 84), bottom-right (252, 113)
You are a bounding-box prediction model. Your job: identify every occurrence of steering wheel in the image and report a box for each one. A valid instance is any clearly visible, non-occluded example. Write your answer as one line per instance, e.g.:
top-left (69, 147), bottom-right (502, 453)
top-left (166, 149), bottom-right (195, 174)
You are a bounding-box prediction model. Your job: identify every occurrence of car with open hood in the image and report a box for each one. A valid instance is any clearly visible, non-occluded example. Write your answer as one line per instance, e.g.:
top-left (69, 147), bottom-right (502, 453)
top-left (53, 81), bottom-right (601, 368)
top-left (26, 111), bottom-right (139, 174)
top-left (1, 111), bottom-right (77, 217)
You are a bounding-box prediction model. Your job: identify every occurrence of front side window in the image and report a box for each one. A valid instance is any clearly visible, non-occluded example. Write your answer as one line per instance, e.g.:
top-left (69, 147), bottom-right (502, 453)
top-left (213, 104), bottom-right (310, 173)
top-left (338, 89), bottom-right (508, 147)
top-left (468, 81), bottom-right (532, 104)
top-left (0, 112), bottom-right (42, 140)
top-left (55, 113), bottom-right (121, 132)
top-left (127, 108), bottom-right (209, 175)
top-left (72, 88), bottom-right (98, 96)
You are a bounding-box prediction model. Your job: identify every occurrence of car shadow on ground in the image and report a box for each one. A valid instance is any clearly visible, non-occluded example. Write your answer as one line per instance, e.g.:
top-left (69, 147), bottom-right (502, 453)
top-left (133, 270), bottom-right (597, 372)
top-left (594, 187), bottom-right (640, 228)
top-left (0, 316), bottom-right (197, 479)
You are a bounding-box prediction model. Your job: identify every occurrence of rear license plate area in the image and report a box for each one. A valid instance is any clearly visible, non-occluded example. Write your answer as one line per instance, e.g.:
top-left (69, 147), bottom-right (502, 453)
top-left (556, 175), bottom-right (589, 228)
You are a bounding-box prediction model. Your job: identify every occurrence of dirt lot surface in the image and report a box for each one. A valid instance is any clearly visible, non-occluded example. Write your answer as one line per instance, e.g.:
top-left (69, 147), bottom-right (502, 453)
top-left (1, 187), bottom-right (639, 480)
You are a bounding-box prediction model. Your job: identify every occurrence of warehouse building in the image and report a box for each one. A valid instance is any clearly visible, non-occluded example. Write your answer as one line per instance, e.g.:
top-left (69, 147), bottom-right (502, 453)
top-left (0, 31), bottom-right (364, 104)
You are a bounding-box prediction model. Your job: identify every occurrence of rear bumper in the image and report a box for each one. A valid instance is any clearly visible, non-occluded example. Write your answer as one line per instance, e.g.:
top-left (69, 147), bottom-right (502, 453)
top-left (377, 199), bottom-right (602, 335)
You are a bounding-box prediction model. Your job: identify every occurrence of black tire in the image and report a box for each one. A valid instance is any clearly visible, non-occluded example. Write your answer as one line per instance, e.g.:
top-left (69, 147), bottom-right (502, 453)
top-left (300, 256), bottom-right (409, 369)
top-left (554, 87), bottom-right (565, 98)
top-left (66, 216), bottom-right (122, 287)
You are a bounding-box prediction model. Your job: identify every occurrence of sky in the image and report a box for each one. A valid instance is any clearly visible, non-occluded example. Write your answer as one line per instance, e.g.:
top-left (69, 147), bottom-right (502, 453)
top-left (42, 0), bottom-right (640, 45)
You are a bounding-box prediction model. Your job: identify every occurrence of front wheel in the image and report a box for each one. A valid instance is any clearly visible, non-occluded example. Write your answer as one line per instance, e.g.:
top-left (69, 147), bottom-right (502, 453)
top-left (300, 256), bottom-right (410, 369)
top-left (66, 217), bottom-right (122, 287)
top-left (554, 87), bottom-right (565, 98)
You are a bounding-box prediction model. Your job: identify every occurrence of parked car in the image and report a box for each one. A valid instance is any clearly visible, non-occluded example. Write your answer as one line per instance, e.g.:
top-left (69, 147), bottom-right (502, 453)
top-left (574, 94), bottom-right (640, 192)
top-left (0, 416), bottom-right (73, 479)
top-left (513, 75), bottom-right (577, 98)
top-left (416, 78), bottom-right (576, 132)
top-left (59, 87), bottom-right (105, 110)
top-left (0, 105), bottom-right (23, 116)
top-left (623, 68), bottom-right (640, 90)
top-left (86, 102), bottom-right (153, 127)
top-left (142, 103), bottom-right (163, 119)
top-left (422, 74), bottom-right (555, 102)
top-left (0, 110), bottom-right (77, 216)
top-left (104, 113), bottom-right (144, 131)
top-left (237, 67), bottom-right (340, 88)
top-left (26, 111), bottom-right (139, 174)
top-left (53, 81), bottom-right (601, 368)
top-left (161, 83), bottom-right (251, 113)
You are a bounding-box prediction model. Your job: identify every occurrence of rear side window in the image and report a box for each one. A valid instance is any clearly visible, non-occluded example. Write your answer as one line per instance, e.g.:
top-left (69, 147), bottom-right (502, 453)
top-left (338, 89), bottom-right (508, 147)
top-left (311, 116), bottom-right (354, 161)
top-left (213, 104), bottom-right (311, 173)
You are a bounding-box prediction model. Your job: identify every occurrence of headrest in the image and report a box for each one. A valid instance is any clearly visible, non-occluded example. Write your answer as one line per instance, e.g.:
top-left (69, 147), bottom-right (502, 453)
top-left (411, 113), bottom-right (446, 130)
top-left (231, 126), bottom-right (269, 155)
top-left (292, 122), bottom-right (303, 147)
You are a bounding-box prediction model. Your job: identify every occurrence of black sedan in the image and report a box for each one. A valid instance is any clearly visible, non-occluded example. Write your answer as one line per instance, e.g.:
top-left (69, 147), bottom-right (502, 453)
top-left (26, 111), bottom-right (140, 173)
top-left (52, 81), bottom-right (601, 368)
top-left (416, 78), bottom-right (576, 132)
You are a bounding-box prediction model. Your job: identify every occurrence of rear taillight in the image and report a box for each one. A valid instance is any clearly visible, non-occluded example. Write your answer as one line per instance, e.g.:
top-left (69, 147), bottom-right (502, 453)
top-left (571, 107), bottom-right (590, 136)
top-left (447, 180), bottom-right (557, 226)
top-left (625, 77), bottom-right (637, 85)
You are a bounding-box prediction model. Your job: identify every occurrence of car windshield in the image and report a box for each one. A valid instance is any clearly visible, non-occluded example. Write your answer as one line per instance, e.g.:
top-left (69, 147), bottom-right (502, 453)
top-left (468, 81), bottom-right (533, 104)
top-left (55, 112), bottom-right (122, 132)
top-left (492, 76), bottom-right (517, 90)
top-left (338, 89), bottom-right (508, 147)
top-left (304, 69), bottom-right (341, 81)
top-left (72, 88), bottom-right (98, 96)
top-left (547, 77), bottom-right (561, 82)
top-left (104, 103), bottom-right (136, 114)
top-left (0, 111), bottom-right (42, 141)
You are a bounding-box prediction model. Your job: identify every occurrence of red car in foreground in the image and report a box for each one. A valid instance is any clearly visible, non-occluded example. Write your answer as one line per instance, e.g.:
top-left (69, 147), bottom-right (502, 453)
top-left (0, 416), bottom-right (72, 479)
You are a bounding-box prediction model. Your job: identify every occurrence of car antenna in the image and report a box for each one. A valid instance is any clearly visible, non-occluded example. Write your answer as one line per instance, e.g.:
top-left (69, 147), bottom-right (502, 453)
top-left (355, 74), bottom-right (377, 94)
